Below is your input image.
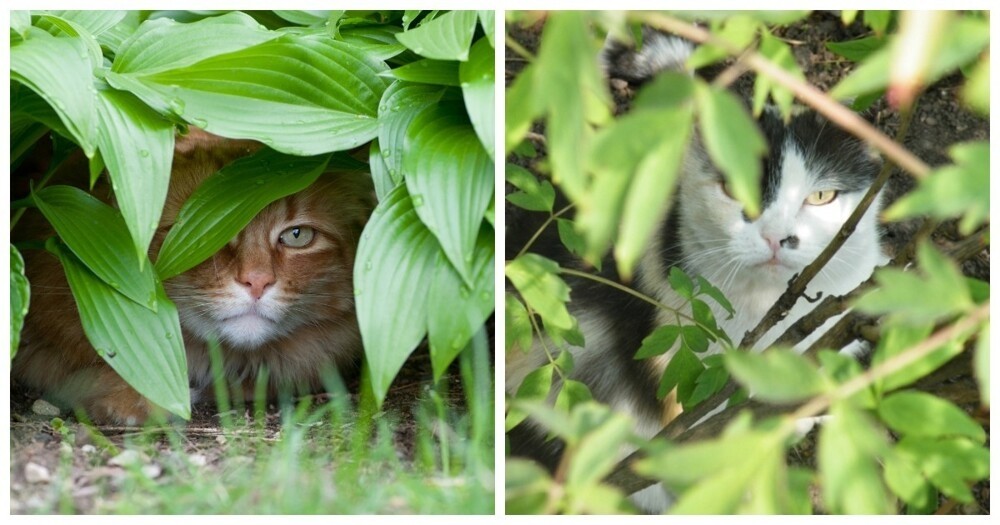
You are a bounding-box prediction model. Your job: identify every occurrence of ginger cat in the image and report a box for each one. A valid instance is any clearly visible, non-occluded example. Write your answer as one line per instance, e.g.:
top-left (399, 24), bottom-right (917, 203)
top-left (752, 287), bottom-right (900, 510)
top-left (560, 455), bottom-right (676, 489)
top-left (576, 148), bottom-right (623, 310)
top-left (12, 130), bottom-right (374, 425)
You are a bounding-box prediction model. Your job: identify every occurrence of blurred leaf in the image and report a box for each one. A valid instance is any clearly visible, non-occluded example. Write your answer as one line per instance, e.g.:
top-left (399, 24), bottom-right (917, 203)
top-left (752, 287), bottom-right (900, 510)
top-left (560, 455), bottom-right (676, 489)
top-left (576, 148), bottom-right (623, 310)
top-left (753, 30), bottom-right (804, 119)
top-left (11, 28), bottom-right (99, 156)
top-left (841, 10), bottom-right (858, 25)
top-left (884, 142), bottom-right (989, 235)
top-left (725, 349), bottom-right (827, 403)
top-left (10, 245), bottom-right (30, 359)
top-left (403, 102), bottom-right (492, 283)
top-left (555, 379), bottom-right (593, 413)
top-left (504, 64), bottom-right (542, 155)
top-left (33, 185), bottom-right (158, 310)
top-left (55, 243), bottom-right (189, 420)
top-left (109, 33), bottom-right (389, 155)
top-left (883, 449), bottom-right (935, 513)
top-left (427, 226), bottom-right (494, 380)
top-left (565, 406), bottom-right (633, 492)
top-left (94, 87), bottom-right (174, 265)
top-left (11, 10), bottom-right (31, 33)
top-left (478, 10), bottom-right (495, 48)
top-left (505, 293), bottom-right (534, 354)
top-left (826, 35), bottom-right (887, 62)
top-left (395, 10), bottom-right (477, 61)
top-left (385, 59), bottom-right (460, 86)
top-left (505, 459), bottom-right (554, 515)
top-left (401, 10), bottom-right (421, 31)
top-left (818, 403), bottom-right (893, 514)
top-left (817, 350), bottom-right (876, 408)
top-left (505, 363), bottom-right (554, 431)
top-left (856, 241), bottom-right (973, 325)
top-left (895, 436), bottom-right (990, 502)
top-left (155, 149), bottom-right (331, 280)
top-left (975, 322), bottom-right (989, 406)
top-left (460, 37), bottom-right (495, 160)
top-left (962, 55), bottom-right (989, 115)
top-left (670, 11), bottom-right (809, 25)
top-left (689, 15), bottom-right (759, 69)
top-left (878, 391), bottom-right (985, 443)
top-left (556, 219), bottom-right (589, 264)
top-left (377, 81), bottom-right (445, 187)
top-left (695, 82), bottom-right (766, 218)
top-left (505, 254), bottom-right (574, 331)
top-left (505, 164), bottom-right (554, 213)
top-left (657, 346), bottom-right (704, 401)
top-left (871, 324), bottom-right (965, 394)
top-left (864, 10), bottom-right (893, 35)
top-left (635, 325), bottom-right (681, 360)
top-left (354, 184), bottom-right (440, 407)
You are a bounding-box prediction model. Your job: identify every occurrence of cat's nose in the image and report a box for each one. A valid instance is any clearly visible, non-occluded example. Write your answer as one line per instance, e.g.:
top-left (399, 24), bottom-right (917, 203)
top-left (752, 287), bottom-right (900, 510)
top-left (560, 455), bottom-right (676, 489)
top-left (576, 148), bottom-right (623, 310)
top-left (238, 270), bottom-right (275, 300)
top-left (763, 234), bottom-right (799, 253)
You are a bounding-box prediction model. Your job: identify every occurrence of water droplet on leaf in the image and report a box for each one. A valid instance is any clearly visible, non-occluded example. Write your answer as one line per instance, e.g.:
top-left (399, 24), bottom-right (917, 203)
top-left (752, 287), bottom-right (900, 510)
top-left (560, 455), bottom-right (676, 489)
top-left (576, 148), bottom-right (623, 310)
top-left (139, 149), bottom-right (150, 158)
top-left (169, 98), bottom-right (185, 115)
top-left (412, 194), bottom-right (424, 207)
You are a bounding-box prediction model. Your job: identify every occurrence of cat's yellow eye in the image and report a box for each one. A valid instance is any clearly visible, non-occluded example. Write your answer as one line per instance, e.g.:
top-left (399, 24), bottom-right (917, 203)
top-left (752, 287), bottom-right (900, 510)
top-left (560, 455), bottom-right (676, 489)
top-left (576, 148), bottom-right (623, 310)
top-left (805, 190), bottom-right (838, 206)
top-left (279, 226), bottom-right (315, 248)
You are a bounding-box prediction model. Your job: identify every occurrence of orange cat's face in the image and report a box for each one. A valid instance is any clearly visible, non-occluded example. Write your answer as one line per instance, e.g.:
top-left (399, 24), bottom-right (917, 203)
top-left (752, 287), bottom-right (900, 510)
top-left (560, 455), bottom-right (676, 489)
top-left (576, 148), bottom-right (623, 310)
top-left (165, 179), bottom-right (366, 350)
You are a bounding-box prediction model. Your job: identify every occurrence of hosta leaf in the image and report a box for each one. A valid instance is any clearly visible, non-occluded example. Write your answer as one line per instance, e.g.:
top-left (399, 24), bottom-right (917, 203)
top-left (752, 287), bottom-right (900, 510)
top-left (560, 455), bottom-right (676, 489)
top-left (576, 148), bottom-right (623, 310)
top-left (460, 37), bottom-right (495, 160)
top-left (427, 226), bottom-right (494, 381)
top-left (395, 10), bottom-right (477, 61)
top-left (11, 245), bottom-right (30, 359)
top-left (505, 254), bottom-right (574, 332)
top-left (354, 184), bottom-right (441, 406)
top-left (377, 81), bottom-right (446, 185)
top-left (11, 10), bottom-right (31, 34)
top-left (54, 243), bottom-right (189, 420)
top-left (337, 25), bottom-right (407, 61)
top-left (725, 349), bottom-right (827, 403)
top-left (384, 59), bottom-right (460, 86)
top-left (478, 10), bottom-right (495, 48)
top-left (11, 28), bottom-right (99, 156)
top-left (32, 186), bottom-right (158, 311)
top-left (403, 102), bottom-right (492, 283)
top-left (94, 87), bottom-right (175, 264)
top-left (155, 149), bottom-right (332, 280)
top-left (108, 34), bottom-right (389, 155)
top-left (272, 10), bottom-right (330, 26)
top-left (367, 140), bottom-right (395, 201)
top-left (878, 391), bottom-right (985, 443)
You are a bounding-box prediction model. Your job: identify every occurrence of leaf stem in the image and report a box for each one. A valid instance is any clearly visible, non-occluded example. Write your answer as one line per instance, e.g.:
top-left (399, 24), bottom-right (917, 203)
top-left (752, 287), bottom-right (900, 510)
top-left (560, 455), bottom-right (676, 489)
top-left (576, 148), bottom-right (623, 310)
top-left (514, 203), bottom-right (573, 260)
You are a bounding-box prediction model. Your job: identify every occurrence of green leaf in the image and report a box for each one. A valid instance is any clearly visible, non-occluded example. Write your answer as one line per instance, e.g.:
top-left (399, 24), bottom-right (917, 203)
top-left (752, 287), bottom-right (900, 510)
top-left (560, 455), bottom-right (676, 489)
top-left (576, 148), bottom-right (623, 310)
top-left (695, 275), bottom-right (735, 318)
top-left (478, 10), bottom-right (495, 48)
top-left (367, 140), bottom-right (395, 201)
top-left (864, 10), bottom-right (893, 34)
top-left (505, 459), bottom-right (554, 515)
top-left (680, 325), bottom-right (709, 354)
top-left (753, 30), bottom-right (804, 119)
top-left (883, 141), bottom-right (989, 235)
top-left (427, 226), bottom-right (494, 381)
top-left (108, 34), bottom-right (389, 155)
top-left (962, 56), bottom-right (988, 115)
top-left (686, 360), bottom-right (729, 408)
top-left (505, 293), bottom-right (534, 354)
top-left (565, 407), bottom-right (634, 492)
top-left (975, 322), bottom-right (989, 406)
top-left (155, 149), bottom-right (332, 280)
top-left (818, 403), bottom-right (893, 514)
top-left (54, 243), bottom-right (190, 420)
top-left (687, 15), bottom-right (759, 70)
top-left (555, 379), bottom-right (593, 413)
top-left (11, 28), bottom-right (99, 156)
top-left (634, 325), bottom-right (681, 360)
top-left (825, 35), bottom-right (888, 62)
top-left (403, 102), bottom-right (492, 283)
top-left (695, 82), bottom-right (766, 218)
top-left (871, 324), bottom-right (963, 394)
top-left (658, 346), bottom-right (705, 401)
top-left (460, 37), bottom-right (495, 160)
top-left (556, 219), bottom-right (589, 264)
top-left (878, 391), bottom-right (986, 443)
top-left (506, 364), bottom-right (555, 431)
top-left (817, 350), bottom-right (876, 408)
top-left (355, 184), bottom-right (441, 407)
top-left (668, 266), bottom-right (695, 299)
top-left (725, 349), bottom-right (827, 403)
top-left (11, 10), bottom-right (31, 34)
top-left (385, 59), bottom-right (460, 86)
top-left (505, 164), bottom-right (554, 213)
top-left (376, 81), bottom-right (446, 187)
top-left (11, 245), bottom-right (30, 359)
top-left (96, 11), bottom-right (141, 54)
top-left (33, 186), bottom-right (158, 310)
top-left (33, 13), bottom-right (107, 67)
top-left (395, 10), bottom-right (477, 61)
top-left (883, 449), bottom-right (935, 513)
top-left (94, 87), bottom-right (175, 264)
top-left (855, 241), bottom-right (973, 325)
top-left (504, 64), bottom-right (542, 155)
top-left (895, 436), bottom-right (989, 502)
top-left (505, 254), bottom-right (574, 332)
top-left (337, 25), bottom-right (407, 61)
top-left (272, 10), bottom-right (330, 26)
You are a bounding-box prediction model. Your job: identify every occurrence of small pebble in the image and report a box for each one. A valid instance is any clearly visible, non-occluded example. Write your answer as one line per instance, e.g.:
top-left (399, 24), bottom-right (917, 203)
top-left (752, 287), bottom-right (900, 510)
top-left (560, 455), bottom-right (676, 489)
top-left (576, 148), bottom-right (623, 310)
top-left (81, 444), bottom-right (97, 455)
top-left (108, 449), bottom-right (146, 467)
top-left (188, 453), bottom-right (208, 467)
top-left (31, 399), bottom-right (61, 417)
top-left (216, 435), bottom-right (227, 445)
top-left (24, 462), bottom-right (51, 484)
top-left (141, 464), bottom-right (163, 479)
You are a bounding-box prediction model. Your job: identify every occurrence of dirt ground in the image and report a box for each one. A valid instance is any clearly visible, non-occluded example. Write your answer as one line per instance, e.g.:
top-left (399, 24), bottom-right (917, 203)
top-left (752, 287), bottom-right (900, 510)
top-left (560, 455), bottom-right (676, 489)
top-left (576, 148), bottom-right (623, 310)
top-left (505, 11), bottom-right (989, 514)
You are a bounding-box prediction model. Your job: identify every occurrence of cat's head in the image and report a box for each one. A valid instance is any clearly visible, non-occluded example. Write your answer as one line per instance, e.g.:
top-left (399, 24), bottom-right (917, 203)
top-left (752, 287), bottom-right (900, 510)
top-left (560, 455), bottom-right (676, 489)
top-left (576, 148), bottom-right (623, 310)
top-left (675, 108), bottom-right (884, 295)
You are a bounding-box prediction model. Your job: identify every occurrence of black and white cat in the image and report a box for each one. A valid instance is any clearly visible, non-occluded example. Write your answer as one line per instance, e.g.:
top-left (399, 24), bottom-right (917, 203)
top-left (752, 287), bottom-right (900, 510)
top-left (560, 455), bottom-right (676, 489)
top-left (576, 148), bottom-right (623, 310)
top-left (506, 30), bottom-right (887, 512)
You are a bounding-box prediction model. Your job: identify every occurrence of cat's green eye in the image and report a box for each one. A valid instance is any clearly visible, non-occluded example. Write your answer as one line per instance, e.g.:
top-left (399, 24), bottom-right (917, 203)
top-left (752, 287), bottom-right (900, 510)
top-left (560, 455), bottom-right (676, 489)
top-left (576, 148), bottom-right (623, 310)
top-left (805, 190), bottom-right (838, 206)
top-left (278, 226), bottom-right (315, 248)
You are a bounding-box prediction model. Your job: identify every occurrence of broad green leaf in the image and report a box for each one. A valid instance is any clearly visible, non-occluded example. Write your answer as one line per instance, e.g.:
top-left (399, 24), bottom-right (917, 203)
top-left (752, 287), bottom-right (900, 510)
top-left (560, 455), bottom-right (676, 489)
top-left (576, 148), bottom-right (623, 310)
top-left (878, 391), bottom-right (985, 444)
top-left (680, 325), bottom-right (709, 354)
top-left (384, 59), bottom-right (460, 86)
top-left (155, 149), bottom-right (332, 279)
top-left (272, 10), bottom-right (330, 26)
top-left (753, 30), bottom-right (804, 119)
top-left (818, 403), bottom-right (893, 514)
top-left (506, 364), bottom-right (555, 431)
top-left (962, 56), bottom-right (988, 115)
top-left (895, 436), bottom-right (990, 502)
top-left (864, 10), bottom-right (893, 35)
top-left (33, 186), bottom-right (158, 310)
top-left (669, 434), bottom-right (780, 514)
top-left (871, 324), bottom-right (965, 394)
top-left (395, 10), bottom-right (477, 61)
top-left (505, 459), bottom-right (554, 515)
top-left (38, 10), bottom-right (126, 37)
top-left (55, 243), bottom-right (189, 420)
top-left (687, 15), bottom-right (759, 70)
top-left (565, 408), bottom-right (633, 491)
top-left (427, 226), bottom-right (494, 381)
top-left (355, 184), bottom-right (440, 406)
top-left (97, 10), bottom-right (141, 53)
top-left (975, 322), bottom-right (988, 405)
top-left (376, 81), bottom-right (445, 186)
top-left (112, 12), bottom-right (276, 75)
top-left (504, 64), bottom-right (542, 155)
top-left (34, 13), bottom-right (106, 67)
top-left (725, 349), bottom-right (827, 403)
top-left (11, 84), bottom-right (73, 147)
top-left (635, 413), bottom-right (757, 488)
top-left (11, 245), bottom-right (30, 359)
top-left (367, 140), bottom-right (395, 201)
top-left (695, 275), bottom-right (735, 317)
top-left (403, 102), bottom-right (492, 283)
top-left (634, 325), bottom-right (681, 360)
top-left (401, 10), bottom-right (421, 31)
top-left (505, 293), bottom-right (534, 353)
top-left (856, 241), bottom-right (973, 325)
top-left (505, 254), bottom-right (574, 331)
top-left (686, 360), bottom-right (729, 408)
top-left (555, 379), bottom-right (593, 413)
top-left (658, 345), bottom-right (705, 401)
top-left (94, 87), bottom-right (174, 265)
top-left (826, 35), bottom-right (888, 62)
top-left (695, 82), bottom-right (766, 218)
top-left (478, 10), bottom-right (495, 48)
top-left (460, 37), bottom-right (495, 160)
top-left (556, 219), bottom-right (588, 263)
top-left (884, 142), bottom-right (989, 235)
top-left (12, 10), bottom-right (31, 33)
top-left (668, 266), bottom-right (695, 299)
top-left (817, 350), bottom-right (876, 408)
top-left (109, 35), bottom-right (389, 155)
top-left (505, 164), bottom-right (554, 213)
top-left (337, 25), bottom-right (407, 61)
top-left (11, 28), bottom-right (99, 156)
top-left (883, 449), bottom-right (935, 512)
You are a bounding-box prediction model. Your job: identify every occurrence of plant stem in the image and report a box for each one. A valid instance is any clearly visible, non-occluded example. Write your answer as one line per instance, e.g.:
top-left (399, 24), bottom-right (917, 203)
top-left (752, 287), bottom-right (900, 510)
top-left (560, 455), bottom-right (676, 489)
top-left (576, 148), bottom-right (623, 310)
top-left (514, 204), bottom-right (573, 260)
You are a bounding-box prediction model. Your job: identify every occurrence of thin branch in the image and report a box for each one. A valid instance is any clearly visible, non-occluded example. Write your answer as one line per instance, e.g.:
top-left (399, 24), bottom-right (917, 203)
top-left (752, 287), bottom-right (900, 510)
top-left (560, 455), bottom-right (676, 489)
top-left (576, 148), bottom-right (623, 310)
top-left (514, 204), bottom-right (573, 260)
top-left (505, 34), bottom-right (536, 63)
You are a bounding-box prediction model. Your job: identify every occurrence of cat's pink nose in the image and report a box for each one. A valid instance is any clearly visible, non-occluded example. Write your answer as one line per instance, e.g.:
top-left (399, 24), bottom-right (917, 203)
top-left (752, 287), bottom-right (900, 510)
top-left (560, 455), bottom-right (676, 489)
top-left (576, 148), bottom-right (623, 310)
top-left (239, 270), bottom-right (275, 300)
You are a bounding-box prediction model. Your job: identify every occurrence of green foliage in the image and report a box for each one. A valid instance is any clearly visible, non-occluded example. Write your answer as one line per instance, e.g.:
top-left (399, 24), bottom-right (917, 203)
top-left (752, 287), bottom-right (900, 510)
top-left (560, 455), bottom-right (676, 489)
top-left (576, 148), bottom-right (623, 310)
top-left (12, 10), bottom-right (494, 420)
top-left (725, 349), bottom-right (828, 403)
top-left (10, 246), bottom-right (30, 359)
